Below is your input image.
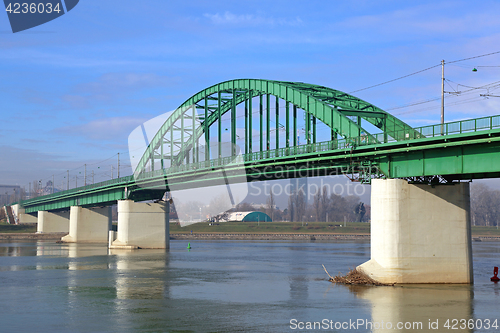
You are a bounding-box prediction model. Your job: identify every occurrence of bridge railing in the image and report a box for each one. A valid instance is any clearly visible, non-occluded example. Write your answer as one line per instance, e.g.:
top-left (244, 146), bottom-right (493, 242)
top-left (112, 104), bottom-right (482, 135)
top-left (21, 174), bottom-right (135, 205)
top-left (151, 114), bottom-right (500, 174)
top-left (403, 114), bottom-right (500, 139)
top-left (20, 114), bottom-right (500, 206)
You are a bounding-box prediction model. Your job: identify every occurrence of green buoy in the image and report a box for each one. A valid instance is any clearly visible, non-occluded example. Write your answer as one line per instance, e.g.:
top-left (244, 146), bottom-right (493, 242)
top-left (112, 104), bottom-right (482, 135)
top-left (187, 242), bottom-right (191, 249)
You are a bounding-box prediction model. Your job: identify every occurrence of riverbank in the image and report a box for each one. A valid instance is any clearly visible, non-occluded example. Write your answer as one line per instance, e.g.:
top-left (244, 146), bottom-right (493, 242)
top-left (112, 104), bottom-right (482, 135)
top-left (170, 233), bottom-right (500, 241)
top-left (170, 233), bottom-right (370, 241)
top-left (0, 232), bottom-right (67, 240)
top-left (1, 221), bottom-right (499, 241)
top-left (1, 232), bottom-right (498, 242)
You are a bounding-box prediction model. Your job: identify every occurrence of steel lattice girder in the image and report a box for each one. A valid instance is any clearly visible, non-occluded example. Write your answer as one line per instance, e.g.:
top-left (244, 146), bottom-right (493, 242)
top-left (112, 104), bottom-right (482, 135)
top-left (134, 79), bottom-right (419, 175)
top-left (23, 80), bottom-right (500, 213)
top-left (19, 125), bottom-right (500, 213)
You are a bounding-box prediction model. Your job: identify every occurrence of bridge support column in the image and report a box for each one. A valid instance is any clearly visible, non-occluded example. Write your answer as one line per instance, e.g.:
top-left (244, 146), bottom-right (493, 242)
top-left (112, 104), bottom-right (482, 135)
top-left (358, 179), bottom-right (473, 284)
top-left (61, 206), bottom-right (111, 243)
top-left (110, 200), bottom-right (169, 249)
top-left (37, 211), bottom-right (69, 233)
top-left (11, 204), bottom-right (37, 224)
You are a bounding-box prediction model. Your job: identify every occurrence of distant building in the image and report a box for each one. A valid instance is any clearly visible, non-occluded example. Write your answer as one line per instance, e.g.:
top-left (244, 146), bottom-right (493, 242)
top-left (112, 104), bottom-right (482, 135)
top-left (227, 211), bottom-right (272, 222)
top-left (0, 185), bottom-right (21, 205)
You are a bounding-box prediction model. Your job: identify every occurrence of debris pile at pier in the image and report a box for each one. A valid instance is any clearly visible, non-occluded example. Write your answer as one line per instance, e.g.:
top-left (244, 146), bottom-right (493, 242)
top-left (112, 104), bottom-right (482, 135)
top-left (322, 265), bottom-right (390, 286)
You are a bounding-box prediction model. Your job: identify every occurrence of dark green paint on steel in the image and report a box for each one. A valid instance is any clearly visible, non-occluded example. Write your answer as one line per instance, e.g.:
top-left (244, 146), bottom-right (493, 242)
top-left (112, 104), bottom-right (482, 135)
top-left (14, 78), bottom-right (500, 213)
top-left (134, 79), bottom-right (419, 175)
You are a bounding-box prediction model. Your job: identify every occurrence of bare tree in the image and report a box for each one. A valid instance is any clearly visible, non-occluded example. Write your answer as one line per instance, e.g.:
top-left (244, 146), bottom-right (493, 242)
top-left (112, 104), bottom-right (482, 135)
top-left (235, 202), bottom-right (255, 212)
top-left (313, 189), bottom-right (321, 221)
top-left (207, 193), bottom-right (230, 217)
top-left (295, 190), bottom-right (306, 223)
top-left (288, 189), bottom-right (306, 222)
top-left (288, 192), bottom-right (296, 222)
top-left (320, 186), bottom-right (330, 222)
top-left (471, 183), bottom-right (500, 227)
top-left (267, 188), bottom-right (275, 222)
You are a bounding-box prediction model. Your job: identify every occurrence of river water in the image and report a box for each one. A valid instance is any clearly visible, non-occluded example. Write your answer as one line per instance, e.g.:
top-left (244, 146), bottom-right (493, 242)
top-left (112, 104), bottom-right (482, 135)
top-left (0, 240), bottom-right (498, 333)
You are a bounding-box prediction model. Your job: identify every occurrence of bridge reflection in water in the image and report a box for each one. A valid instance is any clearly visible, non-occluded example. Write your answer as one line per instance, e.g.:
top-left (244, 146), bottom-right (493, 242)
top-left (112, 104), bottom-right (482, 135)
top-left (1, 240), bottom-right (499, 332)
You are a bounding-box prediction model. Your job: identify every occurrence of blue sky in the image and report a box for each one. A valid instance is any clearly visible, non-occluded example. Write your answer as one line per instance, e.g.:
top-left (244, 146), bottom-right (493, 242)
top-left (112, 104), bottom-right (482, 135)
top-left (2, 0), bottom-right (500, 191)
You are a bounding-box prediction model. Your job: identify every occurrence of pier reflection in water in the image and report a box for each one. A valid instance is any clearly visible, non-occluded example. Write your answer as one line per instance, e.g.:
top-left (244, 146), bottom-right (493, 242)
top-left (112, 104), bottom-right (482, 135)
top-left (350, 284), bottom-right (473, 332)
top-left (0, 240), bottom-right (498, 332)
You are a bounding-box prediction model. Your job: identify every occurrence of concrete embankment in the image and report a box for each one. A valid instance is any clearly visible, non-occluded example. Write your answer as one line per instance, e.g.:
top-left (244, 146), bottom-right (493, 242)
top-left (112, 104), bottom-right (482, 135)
top-left (0, 233), bottom-right (67, 240)
top-left (170, 233), bottom-right (370, 241)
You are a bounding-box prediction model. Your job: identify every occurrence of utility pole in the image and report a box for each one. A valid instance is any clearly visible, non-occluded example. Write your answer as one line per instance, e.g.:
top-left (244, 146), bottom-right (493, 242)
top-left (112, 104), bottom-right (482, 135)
top-left (84, 164), bottom-right (87, 186)
top-left (441, 59), bottom-right (445, 135)
top-left (111, 165), bottom-right (114, 179)
top-left (52, 175), bottom-right (54, 194)
top-left (117, 153), bottom-right (120, 178)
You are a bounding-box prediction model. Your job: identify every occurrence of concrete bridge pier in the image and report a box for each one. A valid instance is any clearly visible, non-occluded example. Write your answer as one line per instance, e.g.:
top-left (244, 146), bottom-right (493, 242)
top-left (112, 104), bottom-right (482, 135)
top-left (61, 206), bottom-right (111, 243)
top-left (11, 204), bottom-right (38, 224)
top-left (37, 211), bottom-right (69, 233)
top-left (110, 200), bottom-right (169, 249)
top-left (357, 179), bottom-right (473, 284)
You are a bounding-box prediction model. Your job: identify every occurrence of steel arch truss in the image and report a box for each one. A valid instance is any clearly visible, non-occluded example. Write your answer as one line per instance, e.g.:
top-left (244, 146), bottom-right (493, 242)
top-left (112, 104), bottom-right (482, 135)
top-left (134, 79), bottom-right (420, 175)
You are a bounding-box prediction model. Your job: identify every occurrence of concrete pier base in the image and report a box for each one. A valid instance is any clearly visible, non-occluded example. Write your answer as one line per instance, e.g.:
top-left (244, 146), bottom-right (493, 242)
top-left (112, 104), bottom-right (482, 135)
top-left (110, 200), bottom-right (169, 249)
top-left (11, 204), bottom-right (37, 224)
top-left (37, 211), bottom-right (70, 233)
top-left (61, 206), bottom-right (111, 243)
top-left (357, 179), bottom-right (473, 284)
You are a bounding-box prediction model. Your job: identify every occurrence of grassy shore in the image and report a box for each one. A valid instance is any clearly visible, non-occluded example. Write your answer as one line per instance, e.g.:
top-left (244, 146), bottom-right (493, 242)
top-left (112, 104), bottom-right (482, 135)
top-left (471, 225), bottom-right (500, 236)
top-left (171, 221), bottom-right (500, 237)
top-left (170, 221), bottom-right (370, 234)
top-left (0, 220), bottom-right (498, 237)
top-left (0, 222), bottom-right (37, 233)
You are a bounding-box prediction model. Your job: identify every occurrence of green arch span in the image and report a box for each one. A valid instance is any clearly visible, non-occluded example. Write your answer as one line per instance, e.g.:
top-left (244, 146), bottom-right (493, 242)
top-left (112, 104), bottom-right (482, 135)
top-left (135, 79), bottom-right (418, 174)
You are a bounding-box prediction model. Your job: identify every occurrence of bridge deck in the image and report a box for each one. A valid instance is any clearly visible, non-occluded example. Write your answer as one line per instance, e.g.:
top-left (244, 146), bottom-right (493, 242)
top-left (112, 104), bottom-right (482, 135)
top-left (17, 114), bottom-right (500, 213)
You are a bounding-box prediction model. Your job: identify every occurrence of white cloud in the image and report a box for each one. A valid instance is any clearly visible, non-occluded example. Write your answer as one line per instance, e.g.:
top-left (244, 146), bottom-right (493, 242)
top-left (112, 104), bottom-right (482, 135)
top-left (54, 116), bottom-right (148, 141)
top-left (77, 73), bottom-right (177, 94)
top-left (331, 2), bottom-right (500, 43)
top-left (58, 72), bottom-right (179, 109)
top-left (204, 11), bottom-right (302, 26)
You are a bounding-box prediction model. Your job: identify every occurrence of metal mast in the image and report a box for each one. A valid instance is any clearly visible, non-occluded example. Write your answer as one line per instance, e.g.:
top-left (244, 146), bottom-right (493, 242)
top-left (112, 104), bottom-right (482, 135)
top-left (441, 59), bottom-right (445, 134)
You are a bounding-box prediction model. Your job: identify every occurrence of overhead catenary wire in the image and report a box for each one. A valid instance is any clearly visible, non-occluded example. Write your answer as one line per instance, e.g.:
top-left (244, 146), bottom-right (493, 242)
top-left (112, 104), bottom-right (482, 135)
top-left (348, 64), bottom-right (442, 94)
top-left (348, 50), bottom-right (500, 95)
top-left (384, 76), bottom-right (500, 114)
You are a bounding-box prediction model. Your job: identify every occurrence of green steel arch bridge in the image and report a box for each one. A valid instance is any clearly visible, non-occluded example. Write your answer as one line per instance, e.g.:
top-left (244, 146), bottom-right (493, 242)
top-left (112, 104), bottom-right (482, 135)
top-left (18, 79), bottom-right (500, 213)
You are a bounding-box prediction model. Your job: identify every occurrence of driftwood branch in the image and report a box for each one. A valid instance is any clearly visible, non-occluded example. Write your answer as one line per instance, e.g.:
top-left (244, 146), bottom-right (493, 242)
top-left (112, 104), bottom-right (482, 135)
top-left (322, 264), bottom-right (334, 280)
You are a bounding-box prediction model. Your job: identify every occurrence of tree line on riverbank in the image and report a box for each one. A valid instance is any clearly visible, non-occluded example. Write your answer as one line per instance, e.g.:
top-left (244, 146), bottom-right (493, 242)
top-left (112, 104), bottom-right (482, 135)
top-left (471, 183), bottom-right (500, 227)
top-left (1, 181), bottom-right (498, 226)
top-left (234, 181), bottom-right (500, 225)
top-left (232, 186), bottom-right (370, 223)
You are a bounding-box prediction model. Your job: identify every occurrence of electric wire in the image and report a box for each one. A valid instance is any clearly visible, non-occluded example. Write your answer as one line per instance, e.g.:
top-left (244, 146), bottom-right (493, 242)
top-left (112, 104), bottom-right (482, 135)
top-left (348, 50), bottom-right (500, 94)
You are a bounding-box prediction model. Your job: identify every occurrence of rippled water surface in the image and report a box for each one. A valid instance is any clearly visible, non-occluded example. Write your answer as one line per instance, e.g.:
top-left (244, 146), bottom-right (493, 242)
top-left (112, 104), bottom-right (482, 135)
top-left (0, 240), bottom-right (498, 332)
